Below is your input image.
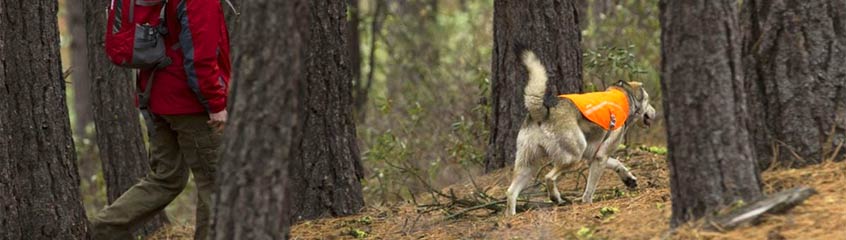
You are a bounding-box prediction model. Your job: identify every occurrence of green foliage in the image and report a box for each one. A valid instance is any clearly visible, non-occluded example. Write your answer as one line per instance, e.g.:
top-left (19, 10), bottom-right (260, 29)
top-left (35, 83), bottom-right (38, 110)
top-left (731, 199), bottom-right (746, 209)
top-left (342, 216), bottom-right (373, 239)
top-left (582, 0), bottom-right (661, 93)
top-left (640, 145), bottom-right (668, 155)
top-left (599, 206), bottom-right (620, 218)
top-left (613, 187), bottom-right (628, 198)
top-left (359, 0), bottom-right (494, 205)
top-left (576, 226), bottom-right (595, 240)
top-left (358, 216), bottom-right (373, 225)
top-left (348, 228), bottom-right (368, 239)
top-left (583, 45), bottom-right (648, 90)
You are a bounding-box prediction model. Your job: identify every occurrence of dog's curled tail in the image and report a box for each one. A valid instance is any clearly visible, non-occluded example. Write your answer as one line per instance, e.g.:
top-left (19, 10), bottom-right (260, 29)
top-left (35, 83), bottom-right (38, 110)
top-left (521, 50), bottom-right (548, 121)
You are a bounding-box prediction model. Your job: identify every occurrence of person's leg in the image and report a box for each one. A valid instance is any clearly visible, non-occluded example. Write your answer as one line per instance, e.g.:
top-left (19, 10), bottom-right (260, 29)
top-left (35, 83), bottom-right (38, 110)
top-left (92, 116), bottom-right (189, 240)
top-left (166, 114), bottom-right (222, 240)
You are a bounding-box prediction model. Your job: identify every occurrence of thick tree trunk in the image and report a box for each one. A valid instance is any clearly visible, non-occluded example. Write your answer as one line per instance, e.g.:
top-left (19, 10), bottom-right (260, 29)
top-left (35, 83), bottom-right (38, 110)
top-left (485, 0), bottom-right (584, 172)
top-left (210, 1), bottom-right (307, 239)
top-left (0, 1), bottom-right (91, 238)
top-left (660, 0), bottom-right (763, 227)
top-left (84, 0), bottom-right (168, 236)
top-left (741, 0), bottom-right (846, 168)
top-left (68, 0), bottom-right (94, 139)
top-left (288, 0), bottom-right (365, 221)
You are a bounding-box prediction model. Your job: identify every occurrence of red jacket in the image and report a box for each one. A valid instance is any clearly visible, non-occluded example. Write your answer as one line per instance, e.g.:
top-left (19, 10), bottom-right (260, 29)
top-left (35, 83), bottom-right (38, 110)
top-left (138, 0), bottom-right (231, 115)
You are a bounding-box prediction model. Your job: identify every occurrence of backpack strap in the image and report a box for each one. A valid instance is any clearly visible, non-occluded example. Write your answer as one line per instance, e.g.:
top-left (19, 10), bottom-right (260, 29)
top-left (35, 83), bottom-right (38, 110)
top-left (157, 0), bottom-right (169, 35)
top-left (159, 0), bottom-right (168, 23)
top-left (128, 0), bottom-right (169, 28)
top-left (138, 0), bottom-right (170, 112)
top-left (139, 70), bottom-right (156, 111)
top-left (138, 69), bottom-right (157, 139)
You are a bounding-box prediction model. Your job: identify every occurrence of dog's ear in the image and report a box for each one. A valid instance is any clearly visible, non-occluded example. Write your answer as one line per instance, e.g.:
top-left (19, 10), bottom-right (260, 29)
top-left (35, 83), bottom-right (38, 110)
top-left (627, 81), bottom-right (647, 100)
top-left (627, 81), bottom-right (643, 89)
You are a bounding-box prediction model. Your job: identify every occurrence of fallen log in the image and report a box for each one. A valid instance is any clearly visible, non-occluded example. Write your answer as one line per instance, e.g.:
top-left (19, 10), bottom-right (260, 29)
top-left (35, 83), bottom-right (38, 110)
top-left (706, 186), bottom-right (817, 231)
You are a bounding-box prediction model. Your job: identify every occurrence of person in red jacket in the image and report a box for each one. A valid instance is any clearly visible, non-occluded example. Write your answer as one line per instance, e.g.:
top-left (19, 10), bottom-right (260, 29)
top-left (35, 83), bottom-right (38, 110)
top-left (92, 1), bottom-right (230, 239)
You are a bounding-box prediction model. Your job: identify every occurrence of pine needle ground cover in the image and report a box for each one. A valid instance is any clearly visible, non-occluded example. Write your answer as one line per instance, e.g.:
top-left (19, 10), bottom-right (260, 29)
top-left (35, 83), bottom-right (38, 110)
top-left (152, 149), bottom-right (846, 239)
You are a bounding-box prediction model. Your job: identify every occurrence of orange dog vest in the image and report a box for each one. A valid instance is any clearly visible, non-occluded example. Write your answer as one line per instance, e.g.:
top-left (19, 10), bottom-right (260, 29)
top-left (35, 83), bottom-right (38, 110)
top-left (560, 88), bottom-right (630, 130)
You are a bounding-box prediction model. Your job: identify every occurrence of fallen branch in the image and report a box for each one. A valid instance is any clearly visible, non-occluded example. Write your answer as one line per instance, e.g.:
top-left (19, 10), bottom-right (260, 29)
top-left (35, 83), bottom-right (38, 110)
top-left (706, 186), bottom-right (817, 231)
top-left (443, 198), bottom-right (559, 220)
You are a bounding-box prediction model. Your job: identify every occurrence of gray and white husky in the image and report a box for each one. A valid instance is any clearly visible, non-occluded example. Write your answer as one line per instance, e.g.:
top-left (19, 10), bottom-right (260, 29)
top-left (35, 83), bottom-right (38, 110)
top-left (505, 50), bottom-right (657, 216)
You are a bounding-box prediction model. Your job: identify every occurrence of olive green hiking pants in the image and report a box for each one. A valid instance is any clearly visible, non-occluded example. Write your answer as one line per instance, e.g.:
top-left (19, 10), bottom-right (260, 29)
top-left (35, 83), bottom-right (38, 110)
top-left (92, 114), bottom-right (221, 240)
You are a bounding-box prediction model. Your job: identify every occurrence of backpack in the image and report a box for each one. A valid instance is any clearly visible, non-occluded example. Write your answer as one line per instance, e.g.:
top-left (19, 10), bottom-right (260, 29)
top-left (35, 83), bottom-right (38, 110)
top-left (105, 0), bottom-right (172, 69)
top-left (105, 0), bottom-right (173, 136)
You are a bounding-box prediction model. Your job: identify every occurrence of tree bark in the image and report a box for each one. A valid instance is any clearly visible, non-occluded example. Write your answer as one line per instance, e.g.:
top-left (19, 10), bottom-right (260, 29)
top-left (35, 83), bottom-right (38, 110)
top-left (68, 0), bottom-right (94, 139)
top-left (288, 0), bottom-right (365, 221)
top-left (660, 0), bottom-right (763, 227)
top-left (84, 0), bottom-right (168, 236)
top-left (210, 1), bottom-right (307, 239)
top-left (485, 0), bottom-right (584, 172)
top-left (741, 0), bottom-right (846, 168)
top-left (0, 1), bottom-right (91, 238)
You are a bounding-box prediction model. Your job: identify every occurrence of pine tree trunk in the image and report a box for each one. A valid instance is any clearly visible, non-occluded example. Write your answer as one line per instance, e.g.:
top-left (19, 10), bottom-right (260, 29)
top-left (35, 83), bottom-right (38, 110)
top-left (84, 0), bottom-right (168, 236)
top-left (210, 1), bottom-right (307, 239)
top-left (741, 0), bottom-right (846, 168)
top-left (0, 1), bottom-right (91, 238)
top-left (288, 0), bottom-right (365, 221)
top-left (68, 0), bottom-right (94, 139)
top-left (485, 0), bottom-right (584, 172)
top-left (660, 0), bottom-right (763, 227)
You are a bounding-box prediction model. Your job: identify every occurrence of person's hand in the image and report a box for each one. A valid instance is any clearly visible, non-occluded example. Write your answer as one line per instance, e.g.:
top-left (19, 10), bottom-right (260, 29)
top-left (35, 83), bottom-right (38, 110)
top-left (208, 110), bottom-right (227, 133)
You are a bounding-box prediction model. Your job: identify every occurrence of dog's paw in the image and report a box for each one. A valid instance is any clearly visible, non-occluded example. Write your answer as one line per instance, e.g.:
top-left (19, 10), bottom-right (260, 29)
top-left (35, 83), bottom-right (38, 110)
top-left (622, 177), bottom-right (638, 190)
top-left (549, 196), bottom-right (571, 205)
top-left (548, 194), bottom-right (563, 205)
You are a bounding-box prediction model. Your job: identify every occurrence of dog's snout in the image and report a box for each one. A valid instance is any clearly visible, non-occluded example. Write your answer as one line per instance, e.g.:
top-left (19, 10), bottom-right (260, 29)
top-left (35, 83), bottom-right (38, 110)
top-left (642, 105), bottom-right (656, 127)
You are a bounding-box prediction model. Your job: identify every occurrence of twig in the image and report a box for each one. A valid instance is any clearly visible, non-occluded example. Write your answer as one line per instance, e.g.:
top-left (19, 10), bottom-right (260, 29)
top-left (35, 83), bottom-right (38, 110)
top-left (443, 200), bottom-right (505, 220)
top-left (443, 198), bottom-right (561, 220)
top-left (63, 67), bottom-right (73, 83)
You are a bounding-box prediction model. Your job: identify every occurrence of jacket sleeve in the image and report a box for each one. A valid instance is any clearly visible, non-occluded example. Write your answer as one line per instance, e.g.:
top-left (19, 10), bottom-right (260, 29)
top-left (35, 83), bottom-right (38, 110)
top-left (177, 0), bottom-right (227, 113)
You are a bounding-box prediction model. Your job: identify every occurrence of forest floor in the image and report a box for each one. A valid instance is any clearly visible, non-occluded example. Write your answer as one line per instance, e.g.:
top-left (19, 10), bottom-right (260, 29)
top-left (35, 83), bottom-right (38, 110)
top-left (150, 148), bottom-right (846, 239)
